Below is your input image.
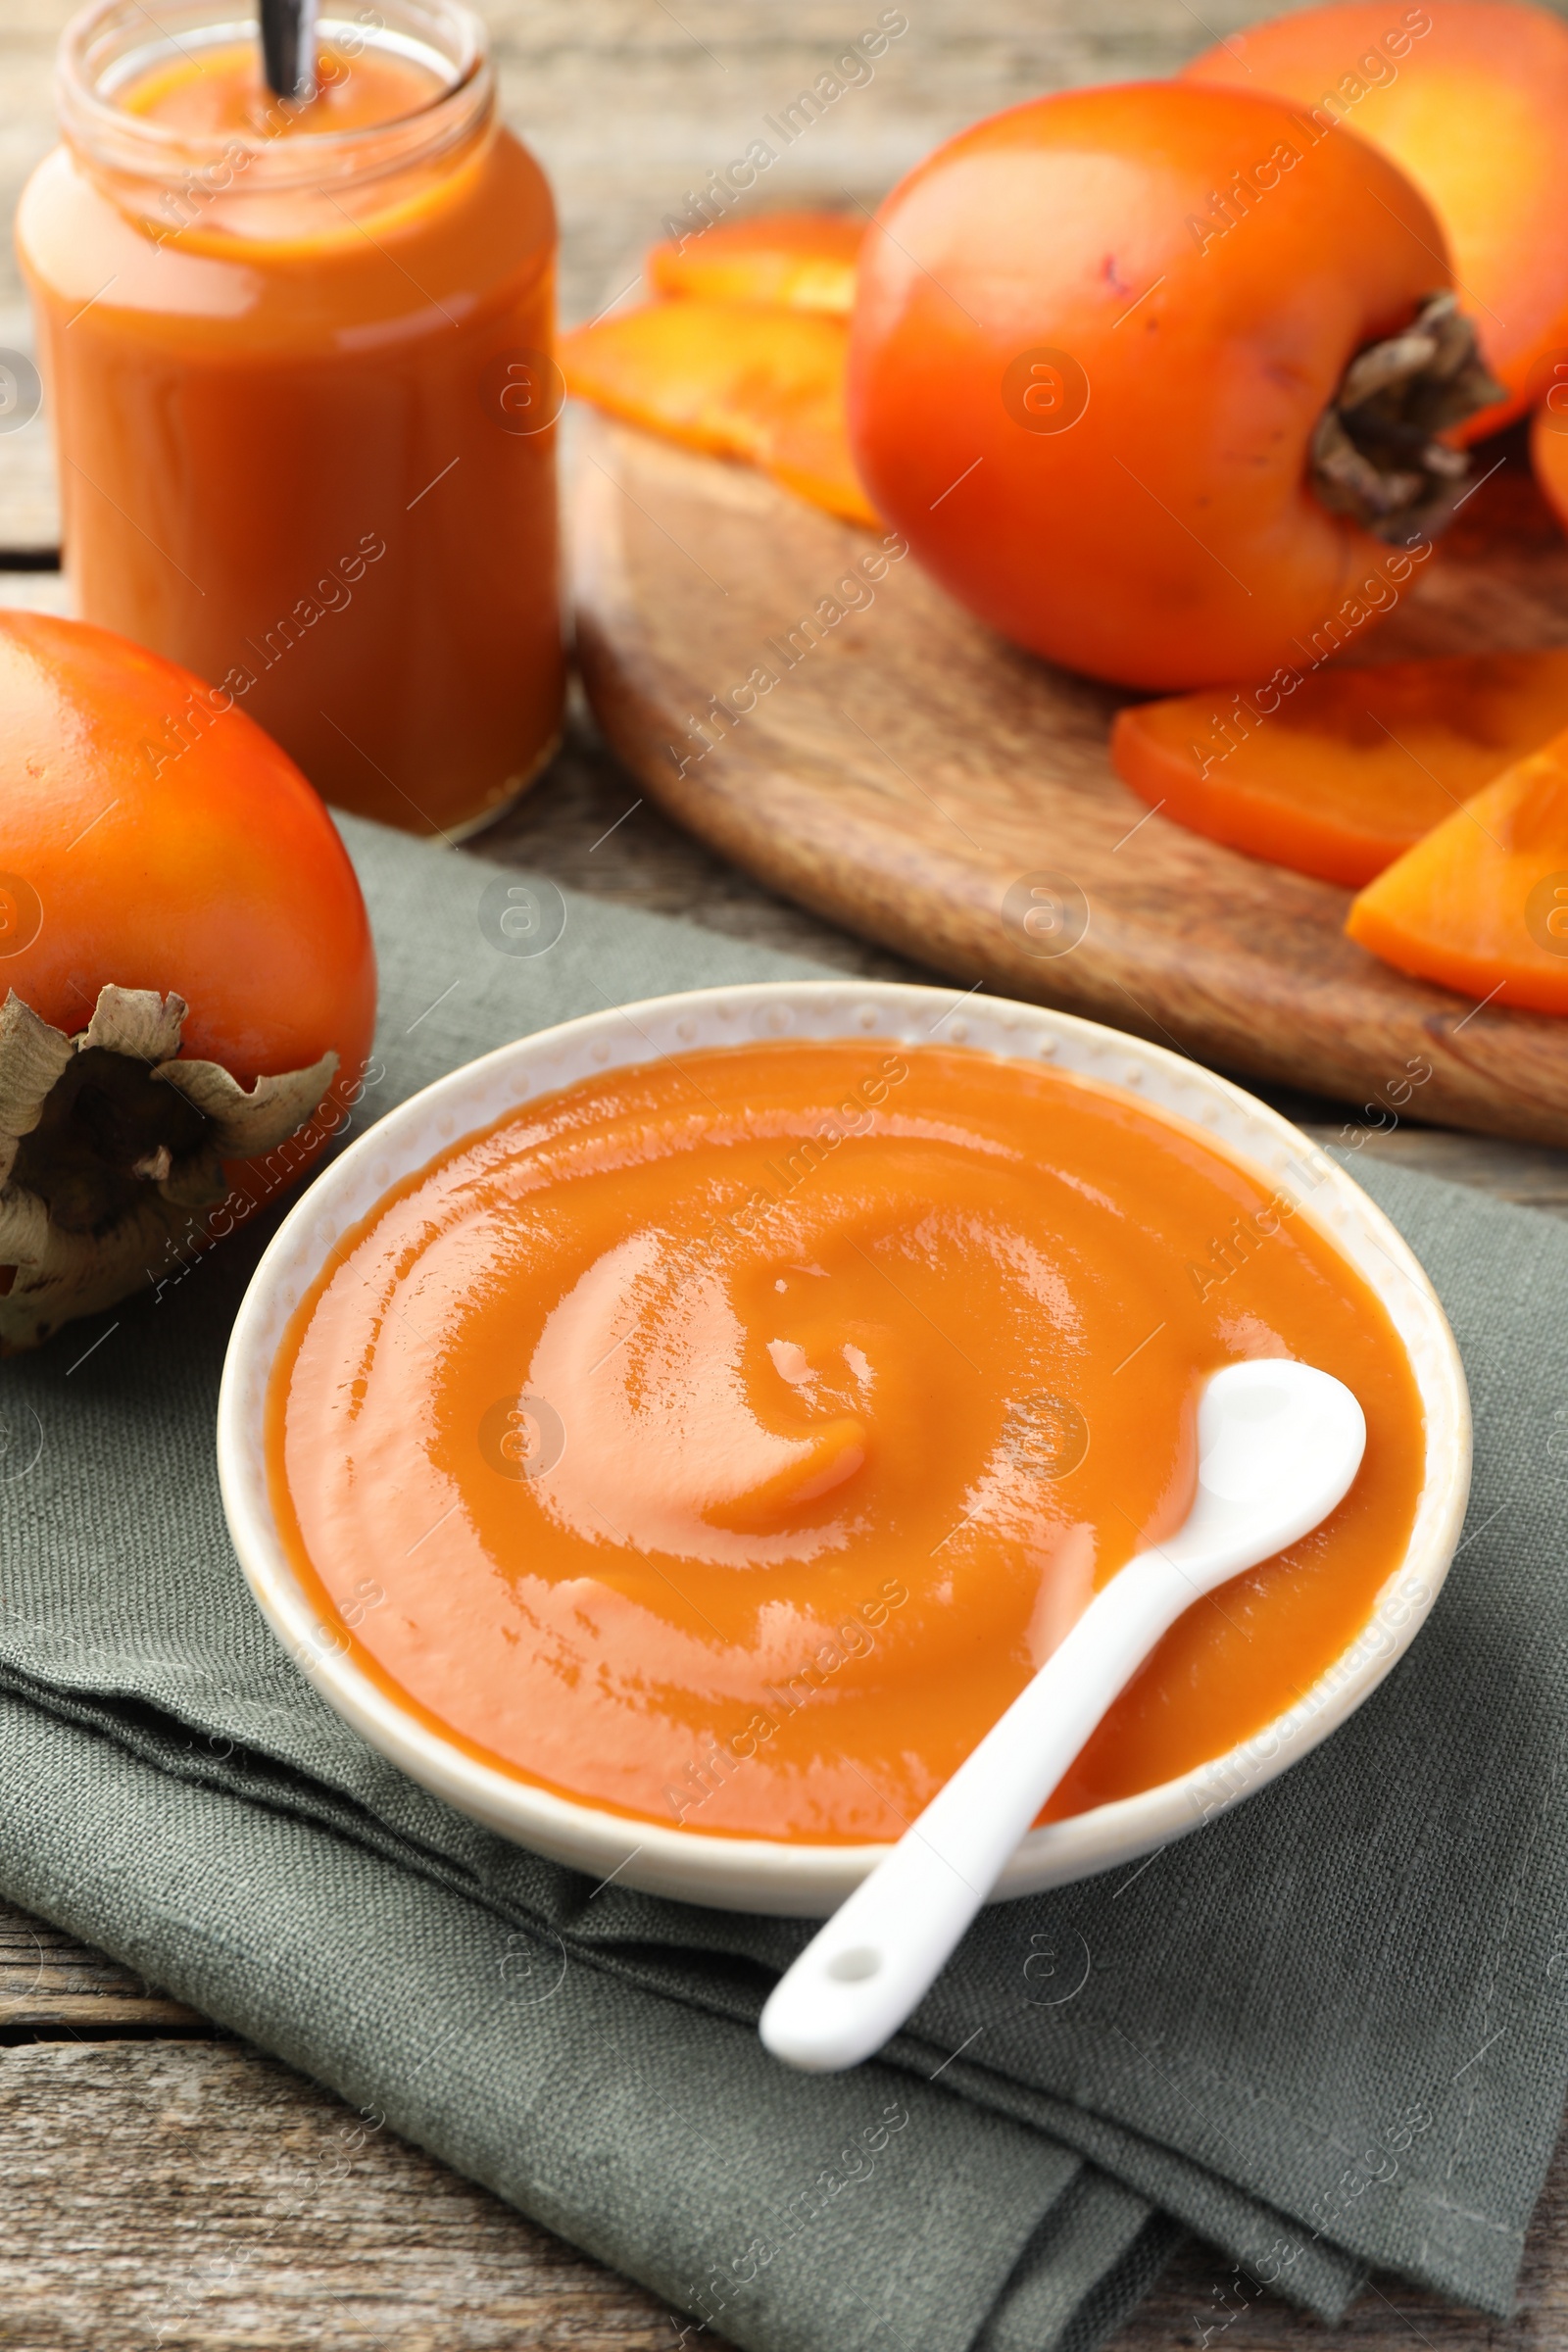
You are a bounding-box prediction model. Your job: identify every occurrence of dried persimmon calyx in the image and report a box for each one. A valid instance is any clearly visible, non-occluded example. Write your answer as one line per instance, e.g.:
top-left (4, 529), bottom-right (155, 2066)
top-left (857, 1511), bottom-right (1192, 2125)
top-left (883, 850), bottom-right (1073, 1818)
top-left (1310, 291), bottom-right (1507, 543)
top-left (0, 982), bottom-right (336, 1352)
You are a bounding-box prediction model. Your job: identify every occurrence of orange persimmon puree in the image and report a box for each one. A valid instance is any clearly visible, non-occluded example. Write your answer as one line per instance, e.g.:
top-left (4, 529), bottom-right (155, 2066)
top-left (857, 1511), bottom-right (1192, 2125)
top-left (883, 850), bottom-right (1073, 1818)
top-left (18, 28), bottom-right (563, 836)
top-left (266, 1039), bottom-right (1425, 1843)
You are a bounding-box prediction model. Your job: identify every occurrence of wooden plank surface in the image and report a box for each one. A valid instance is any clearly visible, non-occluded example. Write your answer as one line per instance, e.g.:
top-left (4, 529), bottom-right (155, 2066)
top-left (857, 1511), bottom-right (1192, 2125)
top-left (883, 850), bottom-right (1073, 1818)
top-left (4, 0), bottom-right (1568, 2344)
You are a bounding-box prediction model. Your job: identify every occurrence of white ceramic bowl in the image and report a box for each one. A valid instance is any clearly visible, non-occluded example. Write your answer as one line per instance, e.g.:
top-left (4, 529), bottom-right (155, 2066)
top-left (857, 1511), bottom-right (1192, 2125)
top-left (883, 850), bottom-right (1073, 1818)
top-left (218, 980), bottom-right (1470, 1916)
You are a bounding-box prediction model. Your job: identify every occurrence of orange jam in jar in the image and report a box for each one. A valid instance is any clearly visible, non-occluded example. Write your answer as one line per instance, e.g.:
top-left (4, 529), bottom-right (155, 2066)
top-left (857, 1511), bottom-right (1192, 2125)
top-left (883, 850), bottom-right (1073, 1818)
top-left (17, 0), bottom-right (564, 837)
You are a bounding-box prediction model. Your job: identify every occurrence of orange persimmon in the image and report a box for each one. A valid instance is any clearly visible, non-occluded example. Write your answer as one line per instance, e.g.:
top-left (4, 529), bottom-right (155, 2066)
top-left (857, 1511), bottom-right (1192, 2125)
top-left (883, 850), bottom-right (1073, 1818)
top-left (1346, 723), bottom-right (1568, 1011)
top-left (0, 612), bottom-right (377, 1348)
top-left (847, 81), bottom-right (1497, 691)
top-left (1111, 649), bottom-right (1568, 886)
top-left (1182, 2), bottom-right (1568, 441)
top-left (559, 298), bottom-right (878, 526)
top-left (647, 211), bottom-right (863, 314)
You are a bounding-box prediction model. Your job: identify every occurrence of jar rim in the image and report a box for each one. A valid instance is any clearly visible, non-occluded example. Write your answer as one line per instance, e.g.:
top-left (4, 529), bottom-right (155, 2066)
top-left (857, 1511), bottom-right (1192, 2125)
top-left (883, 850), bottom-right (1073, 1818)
top-left (56, 0), bottom-right (492, 189)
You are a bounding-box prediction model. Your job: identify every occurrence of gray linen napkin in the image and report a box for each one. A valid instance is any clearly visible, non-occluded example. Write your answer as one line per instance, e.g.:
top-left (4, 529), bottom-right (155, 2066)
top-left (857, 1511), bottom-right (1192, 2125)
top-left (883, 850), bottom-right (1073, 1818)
top-left (1, 812), bottom-right (1563, 2351)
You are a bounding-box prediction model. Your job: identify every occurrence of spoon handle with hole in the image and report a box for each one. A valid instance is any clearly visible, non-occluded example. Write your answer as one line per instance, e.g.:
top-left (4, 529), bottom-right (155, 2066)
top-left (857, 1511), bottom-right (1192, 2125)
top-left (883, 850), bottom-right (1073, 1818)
top-left (759, 1548), bottom-right (1192, 2074)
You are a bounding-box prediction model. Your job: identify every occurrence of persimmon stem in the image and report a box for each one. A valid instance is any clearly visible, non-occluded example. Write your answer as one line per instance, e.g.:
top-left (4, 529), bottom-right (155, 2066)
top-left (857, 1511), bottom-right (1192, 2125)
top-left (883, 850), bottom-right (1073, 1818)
top-left (1310, 292), bottom-right (1506, 544)
top-left (0, 984), bottom-right (335, 1350)
top-left (12, 1044), bottom-right (215, 1235)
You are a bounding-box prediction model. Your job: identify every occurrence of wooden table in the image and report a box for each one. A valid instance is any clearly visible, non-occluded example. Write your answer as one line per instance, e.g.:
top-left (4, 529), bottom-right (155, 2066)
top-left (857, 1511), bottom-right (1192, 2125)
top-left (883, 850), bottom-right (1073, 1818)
top-left (5, 2), bottom-right (1568, 2342)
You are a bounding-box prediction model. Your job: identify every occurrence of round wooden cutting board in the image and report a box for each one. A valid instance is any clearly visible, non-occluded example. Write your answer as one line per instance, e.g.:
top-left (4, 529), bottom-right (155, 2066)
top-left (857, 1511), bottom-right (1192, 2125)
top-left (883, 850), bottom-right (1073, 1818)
top-left (571, 412), bottom-right (1568, 1146)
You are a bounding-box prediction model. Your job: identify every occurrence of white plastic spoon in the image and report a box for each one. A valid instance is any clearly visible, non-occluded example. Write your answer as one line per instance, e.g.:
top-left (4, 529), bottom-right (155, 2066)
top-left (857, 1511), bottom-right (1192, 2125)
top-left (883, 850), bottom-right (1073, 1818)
top-left (760, 1357), bottom-right (1366, 2074)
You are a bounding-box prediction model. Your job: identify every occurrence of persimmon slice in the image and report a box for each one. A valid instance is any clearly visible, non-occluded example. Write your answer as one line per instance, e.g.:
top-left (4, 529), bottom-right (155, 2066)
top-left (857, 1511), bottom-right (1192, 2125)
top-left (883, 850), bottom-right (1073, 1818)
top-left (1110, 651), bottom-right (1568, 887)
top-left (559, 298), bottom-right (879, 527)
top-left (1346, 724), bottom-right (1568, 1012)
top-left (647, 211), bottom-right (863, 314)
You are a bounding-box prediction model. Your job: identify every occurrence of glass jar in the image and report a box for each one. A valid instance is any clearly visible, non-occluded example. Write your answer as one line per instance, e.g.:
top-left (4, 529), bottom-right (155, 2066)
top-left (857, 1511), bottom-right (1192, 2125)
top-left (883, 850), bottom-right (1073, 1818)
top-left (17, 0), bottom-right (564, 837)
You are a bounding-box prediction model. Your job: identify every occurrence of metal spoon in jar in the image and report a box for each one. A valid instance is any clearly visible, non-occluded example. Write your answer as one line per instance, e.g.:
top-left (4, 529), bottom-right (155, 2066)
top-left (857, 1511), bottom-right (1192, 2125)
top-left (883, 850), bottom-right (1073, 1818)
top-left (261, 0), bottom-right (318, 101)
top-left (760, 1357), bottom-right (1366, 2074)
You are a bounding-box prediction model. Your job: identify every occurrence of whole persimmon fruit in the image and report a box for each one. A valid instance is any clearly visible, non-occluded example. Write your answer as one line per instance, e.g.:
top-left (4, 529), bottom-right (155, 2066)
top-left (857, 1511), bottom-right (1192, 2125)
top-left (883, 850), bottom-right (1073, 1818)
top-left (847, 81), bottom-right (1502, 690)
top-left (0, 612), bottom-right (377, 1349)
top-left (1182, 1), bottom-right (1568, 442)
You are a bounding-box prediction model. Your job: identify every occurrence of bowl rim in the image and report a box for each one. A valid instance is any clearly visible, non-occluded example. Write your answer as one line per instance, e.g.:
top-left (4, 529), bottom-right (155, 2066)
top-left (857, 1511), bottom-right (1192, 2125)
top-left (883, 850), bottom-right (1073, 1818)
top-left (217, 977), bottom-right (1471, 1917)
